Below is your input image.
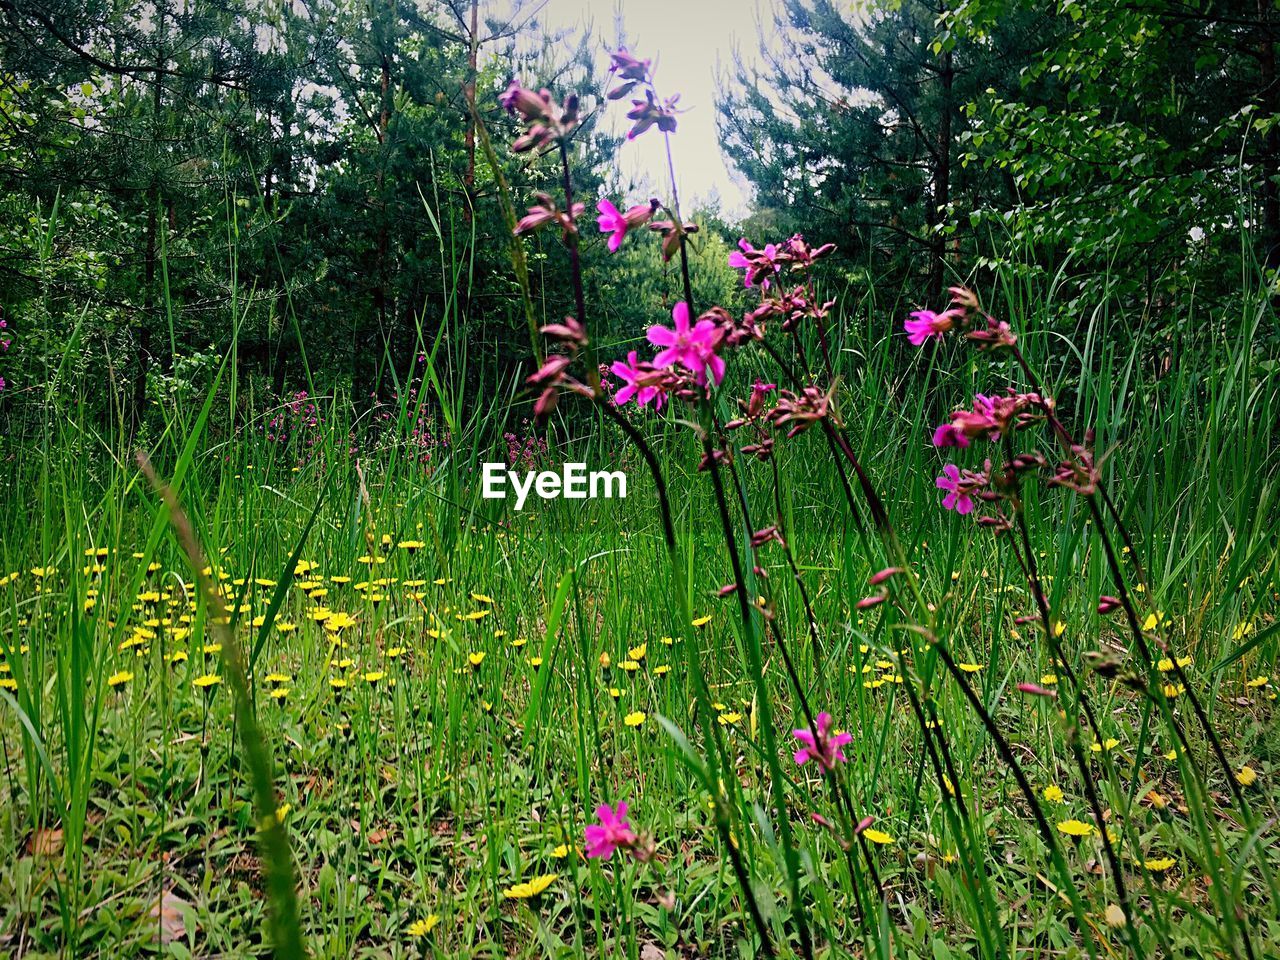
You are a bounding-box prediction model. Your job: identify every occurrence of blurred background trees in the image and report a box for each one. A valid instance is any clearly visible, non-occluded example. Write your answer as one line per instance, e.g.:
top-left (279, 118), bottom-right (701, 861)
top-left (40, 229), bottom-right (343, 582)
top-left (0, 0), bottom-right (1276, 439)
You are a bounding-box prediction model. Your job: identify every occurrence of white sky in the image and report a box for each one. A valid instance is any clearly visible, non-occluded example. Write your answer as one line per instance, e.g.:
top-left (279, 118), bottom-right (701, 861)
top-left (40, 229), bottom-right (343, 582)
top-left (522, 0), bottom-right (769, 218)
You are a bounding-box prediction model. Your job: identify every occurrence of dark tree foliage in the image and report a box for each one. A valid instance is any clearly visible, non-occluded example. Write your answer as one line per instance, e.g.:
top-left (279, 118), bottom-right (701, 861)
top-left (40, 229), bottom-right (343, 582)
top-left (718, 0), bottom-right (1280, 316)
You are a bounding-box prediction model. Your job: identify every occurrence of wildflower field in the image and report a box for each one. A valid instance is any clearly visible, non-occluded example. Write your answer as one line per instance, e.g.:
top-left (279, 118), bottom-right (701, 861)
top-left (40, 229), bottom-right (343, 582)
top-left (2, 3), bottom-right (1280, 959)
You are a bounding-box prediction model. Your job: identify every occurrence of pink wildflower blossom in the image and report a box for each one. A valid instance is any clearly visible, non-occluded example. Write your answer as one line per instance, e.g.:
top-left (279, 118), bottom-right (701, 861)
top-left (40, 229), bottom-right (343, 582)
top-left (584, 802), bottom-right (637, 860)
top-left (648, 302), bottom-right (725, 386)
top-left (596, 198), bottom-right (657, 252)
top-left (792, 712), bottom-right (853, 772)
top-left (610, 351), bottom-right (667, 409)
top-left (904, 309), bottom-right (958, 345)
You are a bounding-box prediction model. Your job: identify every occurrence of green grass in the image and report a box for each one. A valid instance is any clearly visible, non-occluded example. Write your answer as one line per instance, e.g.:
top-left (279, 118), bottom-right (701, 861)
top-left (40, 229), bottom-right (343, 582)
top-left (1, 239), bottom-right (1279, 959)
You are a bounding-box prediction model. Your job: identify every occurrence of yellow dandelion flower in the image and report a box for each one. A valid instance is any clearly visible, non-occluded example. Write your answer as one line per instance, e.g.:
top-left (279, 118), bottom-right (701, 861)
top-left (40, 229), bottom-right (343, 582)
top-left (608, 687), bottom-right (621, 699)
top-left (470, 592), bottom-right (493, 604)
top-left (107, 670), bottom-right (133, 688)
top-left (1236, 766), bottom-right (1258, 786)
top-left (1056, 819), bottom-right (1094, 837)
top-left (1142, 857), bottom-right (1176, 872)
top-left (468, 652), bottom-right (486, 668)
top-left (1053, 621), bottom-right (1066, 638)
top-left (623, 711), bottom-right (646, 727)
top-left (269, 688), bottom-right (291, 700)
top-left (503, 874), bottom-right (558, 899)
top-left (1039, 674), bottom-right (1058, 686)
top-left (193, 674), bottom-right (222, 689)
top-left (1162, 683), bottom-right (1185, 698)
top-left (861, 829), bottom-right (894, 845)
top-left (398, 541), bottom-right (426, 552)
top-left (653, 665), bottom-right (671, 677)
top-left (1091, 738), bottom-right (1119, 753)
top-left (363, 671), bottom-right (385, 684)
top-left (691, 615), bottom-right (712, 628)
top-left (386, 647), bottom-right (405, 658)
top-left (407, 915), bottom-right (440, 937)
top-left (718, 712), bottom-right (742, 726)
top-left (659, 635), bottom-right (674, 646)
top-left (0, 678), bottom-right (16, 691)
top-left (264, 672), bottom-right (292, 684)
top-left (329, 677), bottom-right (348, 690)
top-left (620, 660), bottom-right (640, 672)
top-left (958, 662), bottom-right (982, 673)
top-left (1043, 784), bottom-right (1065, 803)
top-left (628, 643), bottom-right (647, 661)
top-left (1246, 675), bottom-right (1269, 688)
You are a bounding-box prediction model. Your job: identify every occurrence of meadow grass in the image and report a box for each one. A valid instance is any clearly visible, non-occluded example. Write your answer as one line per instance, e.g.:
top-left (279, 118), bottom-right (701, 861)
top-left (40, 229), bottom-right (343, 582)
top-left (0, 233), bottom-right (1277, 959)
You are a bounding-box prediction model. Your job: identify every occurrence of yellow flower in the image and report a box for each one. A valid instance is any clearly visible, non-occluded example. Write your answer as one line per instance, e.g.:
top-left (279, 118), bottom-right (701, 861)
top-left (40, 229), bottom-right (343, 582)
top-left (623, 711), bottom-right (646, 727)
top-left (1141, 612), bottom-right (1164, 631)
top-left (1091, 738), bottom-right (1120, 753)
top-left (1043, 784), bottom-right (1065, 803)
top-left (329, 677), bottom-right (348, 690)
top-left (276, 622), bottom-right (296, 633)
top-left (398, 541), bottom-right (426, 552)
top-left (1143, 857), bottom-right (1176, 872)
top-left (269, 688), bottom-right (291, 700)
top-left (620, 660), bottom-right (640, 672)
top-left (691, 615), bottom-right (712, 628)
top-left (659, 635), bottom-right (674, 646)
top-left (598, 651), bottom-right (611, 669)
top-left (386, 647), bottom-right (405, 658)
top-left (107, 670), bottom-right (133, 688)
top-left (407, 915), bottom-right (440, 937)
top-left (653, 665), bottom-right (671, 677)
top-left (470, 592), bottom-right (493, 604)
top-left (467, 652), bottom-right (486, 668)
top-left (607, 687), bottom-right (621, 699)
top-left (628, 643), bottom-right (647, 661)
top-left (1236, 766), bottom-right (1258, 787)
top-left (193, 674), bottom-right (222, 689)
top-left (363, 671), bottom-right (385, 684)
top-left (718, 712), bottom-right (742, 726)
top-left (275, 803), bottom-right (291, 822)
top-left (958, 662), bottom-right (982, 673)
top-left (325, 612), bottom-right (357, 632)
top-left (1056, 819), bottom-right (1094, 837)
top-left (1157, 656), bottom-right (1192, 672)
top-left (861, 829), bottom-right (893, 845)
top-left (1039, 674), bottom-right (1058, 686)
top-left (1053, 621), bottom-right (1066, 638)
top-left (458, 610), bottom-right (490, 621)
top-left (551, 844), bottom-right (573, 859)
top-left (503, 873), bottom-right (558, 899)
top-left (1161, 683), bottom-right (1185, 698)
top-left (1246, 675), bottom-right (1269, 688)
top-left (528, 657), bottom-right (543, 669)
top-left (0, 678), bottom-right (15, 691)
top-left (264, 672), bottom-right (292, 684)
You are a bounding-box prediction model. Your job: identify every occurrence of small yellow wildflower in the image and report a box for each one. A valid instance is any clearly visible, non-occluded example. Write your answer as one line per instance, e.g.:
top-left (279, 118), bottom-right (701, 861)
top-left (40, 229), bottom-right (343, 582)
top-left (1056, 819), bottom-right (1094, 837)
top-left (1043, 784), bottom-right (1065, 803)
top-left (691, 615), bottom-right (712, 628)
top-left (407, 915), bottom-right (440, 937)
top-left (861, 829), bottom-right (894, 845)
top-left (503, 874), bottom-right (558, 899)
top-left (1236, 766), bottom-right (1258, 787)
top-left (107, 670), bottom-right (133, 688)
top-left (193, 674), bottom-right (222, 689)
top-left (623, 711), bottom-right (646, 727)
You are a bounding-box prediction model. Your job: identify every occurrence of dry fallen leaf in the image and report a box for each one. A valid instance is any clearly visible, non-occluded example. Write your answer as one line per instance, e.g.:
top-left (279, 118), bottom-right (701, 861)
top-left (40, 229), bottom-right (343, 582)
top-left (149, 889), bottom-right (190, 944)
top-left (29, 827), bottom-right (63, 857)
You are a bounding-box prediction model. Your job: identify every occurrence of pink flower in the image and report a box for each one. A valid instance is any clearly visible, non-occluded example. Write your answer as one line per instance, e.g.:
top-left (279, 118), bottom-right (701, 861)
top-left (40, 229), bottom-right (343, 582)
top-left (727, 238), bottom-right (783, 288)
top-left (610, 351), bottom-right (667, 409)
top-left (648, 302), bottom-right (725, 386)
top-left (792, 712), bottom-right (853, 772)
top-left (596, 198), bottom-right (656, 253)
top-left (584, 802), bottom-right (637, 860)
top-left (935, 464), bottom-right (974, 514)
top-left (904, 309), bottom-right (957, 346)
